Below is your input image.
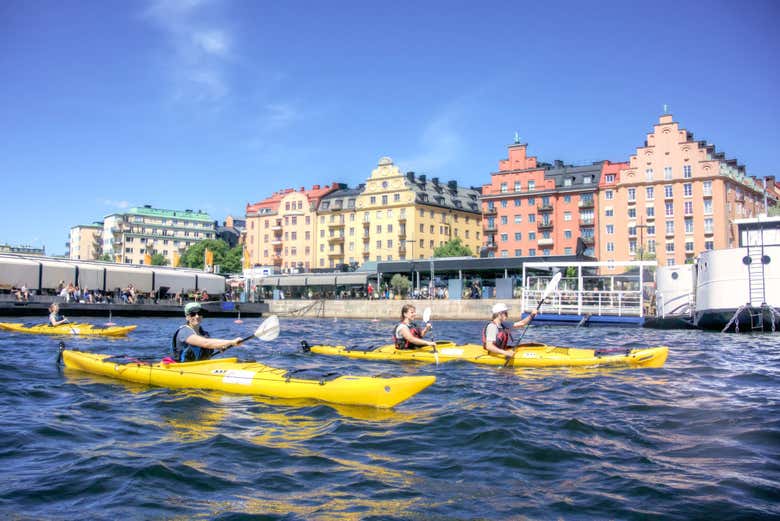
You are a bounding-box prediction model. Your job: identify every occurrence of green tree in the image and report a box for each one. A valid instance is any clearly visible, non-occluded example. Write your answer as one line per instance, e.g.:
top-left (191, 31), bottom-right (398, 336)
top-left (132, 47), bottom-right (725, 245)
top-left (98, 253), bottom-right (114, 262)
top-left (390, 274), bottom-right (411, 297)
top-left (433, 237), bottom-right (473, 258)
top-left (221, 245), bottom-right (244, 274)
top-left (150, 253), bottom-right (169, 266)
top-left (180, 239), bottom-right (231, 270)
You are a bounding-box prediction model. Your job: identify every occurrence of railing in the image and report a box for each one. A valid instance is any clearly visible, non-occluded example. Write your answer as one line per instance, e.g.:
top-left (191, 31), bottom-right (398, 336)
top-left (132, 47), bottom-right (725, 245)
top-left (522, 288), bottom-right (643, 317)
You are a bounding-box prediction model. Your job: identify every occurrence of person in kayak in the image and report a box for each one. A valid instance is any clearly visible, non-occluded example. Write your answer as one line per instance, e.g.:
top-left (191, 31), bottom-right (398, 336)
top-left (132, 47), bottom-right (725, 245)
top-left (393, 304), bottom-right (435, 349)
top-left (48, 303), bottom-right (69, 326)
top-left (482, 303), bottom-right (537, 358)
top-left (172, 302), bottom-right (243, 362)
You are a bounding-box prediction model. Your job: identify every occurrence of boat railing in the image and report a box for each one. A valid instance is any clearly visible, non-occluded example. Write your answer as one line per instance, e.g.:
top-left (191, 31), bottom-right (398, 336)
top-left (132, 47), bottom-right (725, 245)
top-left (523, 288), bottom-right (644, 317)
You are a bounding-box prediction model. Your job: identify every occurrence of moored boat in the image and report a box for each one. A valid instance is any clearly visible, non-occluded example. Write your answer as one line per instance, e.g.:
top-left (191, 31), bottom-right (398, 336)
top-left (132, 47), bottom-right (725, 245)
top-left (59, 349), bottom-right (435, 408)
top-left (303, 341), bottom-right (668, 369)
top-left (0, 322), bottom-right (137, 336)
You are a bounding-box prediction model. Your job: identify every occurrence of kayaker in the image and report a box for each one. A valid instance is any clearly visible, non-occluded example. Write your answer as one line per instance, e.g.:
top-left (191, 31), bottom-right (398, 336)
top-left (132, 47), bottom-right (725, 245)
top-left (48, 303), bottom-right (69, 326)
top-left (172, 302), bottom-right (243, 362)
top-left (482, 303), bottom-right (537, 358)
top-left (393, 304), bottom-right (434, 349)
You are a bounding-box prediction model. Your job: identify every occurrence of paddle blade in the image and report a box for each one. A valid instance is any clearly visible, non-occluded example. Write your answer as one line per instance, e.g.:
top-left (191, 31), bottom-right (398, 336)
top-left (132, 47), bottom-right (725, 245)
top-left (422, 307), bottom-right (431, 324)
top-left (542, 272), bottom-right (562, 301)
top-left (255, 315), bottom-right (280, 341)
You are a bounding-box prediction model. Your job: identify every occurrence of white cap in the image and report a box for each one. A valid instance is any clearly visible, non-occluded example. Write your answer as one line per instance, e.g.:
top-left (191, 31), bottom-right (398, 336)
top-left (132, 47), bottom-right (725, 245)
top-left (492, 303), bottom-right (509, 314)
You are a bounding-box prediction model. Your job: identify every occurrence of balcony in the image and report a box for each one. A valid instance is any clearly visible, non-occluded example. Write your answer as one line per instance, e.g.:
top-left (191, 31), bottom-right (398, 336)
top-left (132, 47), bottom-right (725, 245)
top-left (398, 231), bottom-right (407, 240)
top-left (627, 198), bottom-right (636, 205)
top-left (398, 215), bottom-right (407, 222)
top-left (579, 219), bottom-right (595, 227)
top-left (271, 224), bottom-right (282, 231)
top-left (537, 220), bottom-right (553, 230)
top-left (328, 235), bottom-right (345, 243)
top-left (578, 199), bottom-right (594, 208)
top-left (537, 204), bottom-right (553, 213)
top-left (328, 250), bottom-right (344, 258)
top-left (538, 238), bottom-right (554, 246)
top-left (362, 234), bottom-right (370, 242)
top-left (270, 239), bottom-right (283, 246)
top-left (581, 237), bottom-right (595, 246)
top-left (362, 220), bottom-right (370, 228)
top-left (484, 223), bottom-right (497, 232)
top-left (484, 207), bottom-right (497, 216)
top-left (271, 255), bottom-right (282, 265)
top-left (329, 221), bottom-right (345, 228)
top-left (362, 250), bottom-right (370, 257)
top-left (485, 242), bottom-right (498, 250)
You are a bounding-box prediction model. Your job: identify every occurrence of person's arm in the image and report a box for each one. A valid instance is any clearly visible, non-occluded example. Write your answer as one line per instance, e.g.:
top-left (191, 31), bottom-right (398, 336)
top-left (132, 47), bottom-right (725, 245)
top-left (512, 310), bottom-right (538, 328)
top-left (185, 332), bottom-right (243, 351)
top-left (484, 323), bottom-right (514, 357)
top-left (399, 324), bottom-right (435, 347)
top-left (50, 314), bottom-right (68, 326)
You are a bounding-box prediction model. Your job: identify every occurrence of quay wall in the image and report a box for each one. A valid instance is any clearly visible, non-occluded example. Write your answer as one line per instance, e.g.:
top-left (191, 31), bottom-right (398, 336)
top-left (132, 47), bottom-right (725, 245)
top-left (266, 299), bottom-right (517, 320)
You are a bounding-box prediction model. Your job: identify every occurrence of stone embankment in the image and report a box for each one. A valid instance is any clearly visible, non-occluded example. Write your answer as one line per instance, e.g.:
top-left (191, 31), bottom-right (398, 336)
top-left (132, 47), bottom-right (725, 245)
top-left (266, 299), bottom-right (510, 320)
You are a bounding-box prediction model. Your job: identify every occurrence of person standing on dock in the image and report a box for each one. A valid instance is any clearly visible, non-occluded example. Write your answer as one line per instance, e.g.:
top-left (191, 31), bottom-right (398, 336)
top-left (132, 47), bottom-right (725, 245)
top-left (482, 303), bottom-right (537, 358)
top-left (172, 302), bottom-right (243, 362)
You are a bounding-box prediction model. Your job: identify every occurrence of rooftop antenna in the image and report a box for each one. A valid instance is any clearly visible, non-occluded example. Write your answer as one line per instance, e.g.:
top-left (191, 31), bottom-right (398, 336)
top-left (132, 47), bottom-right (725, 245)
top-left (514, 131), bottom-right (521, 144)
top-left (663, 104), bottom-right (670, 114)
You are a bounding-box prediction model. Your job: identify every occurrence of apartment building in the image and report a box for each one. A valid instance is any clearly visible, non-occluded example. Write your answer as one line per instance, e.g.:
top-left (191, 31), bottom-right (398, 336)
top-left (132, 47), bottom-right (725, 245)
top-left (600, 113), bottom-right (776, 266)
top-left (68, 223), bottom-right (103, 260)
top-left (245, 184), bottom-right (341, 272)
top-left (355, 157), bottom-right (482, 262)
top-left (316, 185), bottom-right (362, 269)
top-left (482, 143), bottom-right (603, 258)
top-left (102, 205), bottom-right (215, 265)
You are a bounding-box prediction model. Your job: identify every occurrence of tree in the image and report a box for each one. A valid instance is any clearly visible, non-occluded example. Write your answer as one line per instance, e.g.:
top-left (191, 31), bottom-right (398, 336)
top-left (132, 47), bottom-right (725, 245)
top-left (180, 239), bottom-right (231, 270)
top-left (150, 253), bottom-right (169, 266)
top-left (390, 274), bottom-right (411, 297)
top-left (98, 253), bottom-right (114, 262)
top-left (433, 237), bottom-right (473, 258)
top-left (221, 245), bottom-right (244, 274)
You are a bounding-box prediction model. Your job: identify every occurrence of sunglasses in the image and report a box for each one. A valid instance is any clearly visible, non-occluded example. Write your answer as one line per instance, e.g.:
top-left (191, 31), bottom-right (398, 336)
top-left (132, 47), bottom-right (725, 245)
top-left (187, 311), bottom-right (202, 317)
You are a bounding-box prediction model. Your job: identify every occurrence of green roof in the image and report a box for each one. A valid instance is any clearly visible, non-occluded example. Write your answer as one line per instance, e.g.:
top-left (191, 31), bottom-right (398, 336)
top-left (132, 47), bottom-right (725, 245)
top-left (127, 206), bottom-right (213, 222)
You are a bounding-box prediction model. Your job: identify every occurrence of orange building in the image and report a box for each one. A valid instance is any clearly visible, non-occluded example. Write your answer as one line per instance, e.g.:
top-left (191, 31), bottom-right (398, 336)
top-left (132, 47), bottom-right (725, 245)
top-left (600, 114), bottom-right (776, 266)
top-left (482, 142), bottom-right (603, 258)
top-left (245, 184), bottom-right (341, 272)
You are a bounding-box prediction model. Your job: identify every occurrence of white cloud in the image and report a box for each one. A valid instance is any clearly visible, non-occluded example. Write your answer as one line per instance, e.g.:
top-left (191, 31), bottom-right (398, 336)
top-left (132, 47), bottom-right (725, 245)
top-left (144, 0), bottom-right (233, 103)
top-left (103, 199), bottom-right (131, 209)
top-left (397, 109), bottom-right (464, 173)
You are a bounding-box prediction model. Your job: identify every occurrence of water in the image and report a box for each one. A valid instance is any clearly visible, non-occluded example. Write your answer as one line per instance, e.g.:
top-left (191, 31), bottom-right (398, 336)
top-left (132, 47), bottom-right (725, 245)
top-left (0, 317), bottom-right (778, 520)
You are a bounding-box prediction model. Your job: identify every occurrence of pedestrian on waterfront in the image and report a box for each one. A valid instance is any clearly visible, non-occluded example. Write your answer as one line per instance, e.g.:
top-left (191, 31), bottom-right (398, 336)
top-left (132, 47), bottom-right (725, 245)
top-left (482, 303), bottom-right (537, 358)
top-left (48, 303), bottom-right (69, 326)
top-left (171, 302), bottom-right (243, 362)
top-left (392, 304), bottom-right (434, 350)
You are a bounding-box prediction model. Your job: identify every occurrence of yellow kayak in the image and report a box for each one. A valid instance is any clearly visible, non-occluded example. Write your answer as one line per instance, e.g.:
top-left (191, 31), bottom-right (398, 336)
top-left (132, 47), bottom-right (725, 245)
top-left (303, 341), bottom-right (669, 369)
top-left (60, 349), bottom-right (435, 408)
top-left (0, 322), bottom-right (137, 337)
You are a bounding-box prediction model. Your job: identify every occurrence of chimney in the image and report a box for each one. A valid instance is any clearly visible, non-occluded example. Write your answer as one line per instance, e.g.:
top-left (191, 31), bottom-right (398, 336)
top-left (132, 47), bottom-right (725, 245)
top-left (447, 180), bottom-right (457, 190)
top-left (419, 174), bottom-right (426, 184)
top-left (432, 177), bottom-right (439, 186)
top-left (406, 171), bottom-right (415, 181)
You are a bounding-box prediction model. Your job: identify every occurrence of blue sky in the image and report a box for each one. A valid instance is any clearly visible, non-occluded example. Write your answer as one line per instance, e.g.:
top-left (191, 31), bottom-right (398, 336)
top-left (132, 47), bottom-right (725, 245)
top-left (2, 0), bottom-right (778, 255)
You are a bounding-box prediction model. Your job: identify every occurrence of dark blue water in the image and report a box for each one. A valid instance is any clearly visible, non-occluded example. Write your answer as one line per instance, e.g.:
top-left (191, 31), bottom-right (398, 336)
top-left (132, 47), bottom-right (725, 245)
top-left (0, 317), bottom-right (778, 520)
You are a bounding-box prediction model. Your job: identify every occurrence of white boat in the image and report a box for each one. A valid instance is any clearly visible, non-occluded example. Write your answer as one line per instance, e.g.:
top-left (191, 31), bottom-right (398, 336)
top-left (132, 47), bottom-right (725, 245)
top-left (694, 216), bottom-right (780, 332)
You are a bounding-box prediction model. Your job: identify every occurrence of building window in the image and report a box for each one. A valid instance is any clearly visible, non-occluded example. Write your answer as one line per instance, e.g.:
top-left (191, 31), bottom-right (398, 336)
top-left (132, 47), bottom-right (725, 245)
top-left (514, 232), bottom-right (522, 240)
top-left (685, 218), bottom-right (694, 233)
top-left (501, 200), bottom-right (508, 208)
top-left (564, 195), bottom-right (571, 203)
top-left (564, 212), bottom-right (571, 221)
top-left (646, 187), bottom-right (654, 200)
top-left (394, 193), bottom-right (400, 202)
top-left (683, 165), bottom-right (692, 178)
top-left (684, 201), bottom-right (693, 215)
top-left (564, 230), bottom-right (572, 239)
top-left (500, 250), bottom-right (509, 257)
top-left (666, 220), bottom-right (675, 234)
top-left (645, 168), bottom-right (654, 181)
top-left (605, 208), bottom-right (613, 217)
top-left (584, 175), bottom-right (592, 184)
top-left (514, 181), bottom-right (521, 192)
top-left (529, 248), bottom-right (536, 256)
top-left (528, 197), bottom-right (535, 205)
top-left (514, 215), bottom-right (522, 224)
top-left (605, 174), bottom-right (615, 183)
top-left (647, 206), bottom-right (655, 217)
top-left (605, 190), bottom-right (614, 200)
top-left (564, 247), bottom-right (572, 255)
top-left (500, 234), bottom-right (508, 242)
top-left (564, 178), bottom-right (572, 187)
top-left (685, 240), bottom-right (694, 252)
top-left (528, 214), bottom-right (536, 223)
top-left (629, 240), bottom-right (636, 254)
top-left (628, 188), bottom-right (636, 201)
top-left (666, 242), bottom-right (675, 253)
top-left (703, 181), bottom-right (712, 196)
top-left (704, 218), bottom-right (713, 233)
top-left (500, 216), bottom-right (508, 225)
top-left (647, 225), bottom-right (655, 236)
top-left (606, 224), bottom-right (614, 234)
top-left (500, 182), bottom-right (508, 193)
top-left (665, 202), bottom-right (674, 216)
top-left (704, 200), bottom-right (713, 214)
top-left (528, 232), bottom-right (536, 240)
top-left (515, 249), bottom-right (522, 256)
top-left (606, 242), bottom-right (614, 252)
top-left (664, 185), bottom-right (673, 198)
top-left (705, 240), bottom-right (714, 250)
top-left (628, 208), bottom-right (636, 218)
top-left (683, 183), bottom-right (692, 197)
top-left (528, 181), bottom-right (535, 191)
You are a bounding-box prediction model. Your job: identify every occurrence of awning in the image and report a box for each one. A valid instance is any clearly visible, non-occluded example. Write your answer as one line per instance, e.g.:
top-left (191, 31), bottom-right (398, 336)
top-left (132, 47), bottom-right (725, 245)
top-left (75, 263), bottom-right (106, 291)
top-left (278, 276), bottom-right (308, 287)
top-left (334, 272), bottom-right (369, 285)
top-left (0, 256), bottom-right (40, 289)
top-left (257, 276), bottom-right (280, 286)
top-left (306, 275), bottom-right (336, 286)
top-left (105, 266), bottom-right (154, 292)
top-left (39, 260), bottom-right (78, 290)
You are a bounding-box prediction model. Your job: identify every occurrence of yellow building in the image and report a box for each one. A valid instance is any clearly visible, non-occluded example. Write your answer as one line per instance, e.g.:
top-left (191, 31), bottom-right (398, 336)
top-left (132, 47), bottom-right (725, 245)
top-left (68, 223), bottom-right (103, 260)
top-left (316, 185), bottom-right (362, 269)
top-left (355, 157), bottom-right (482, 262)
